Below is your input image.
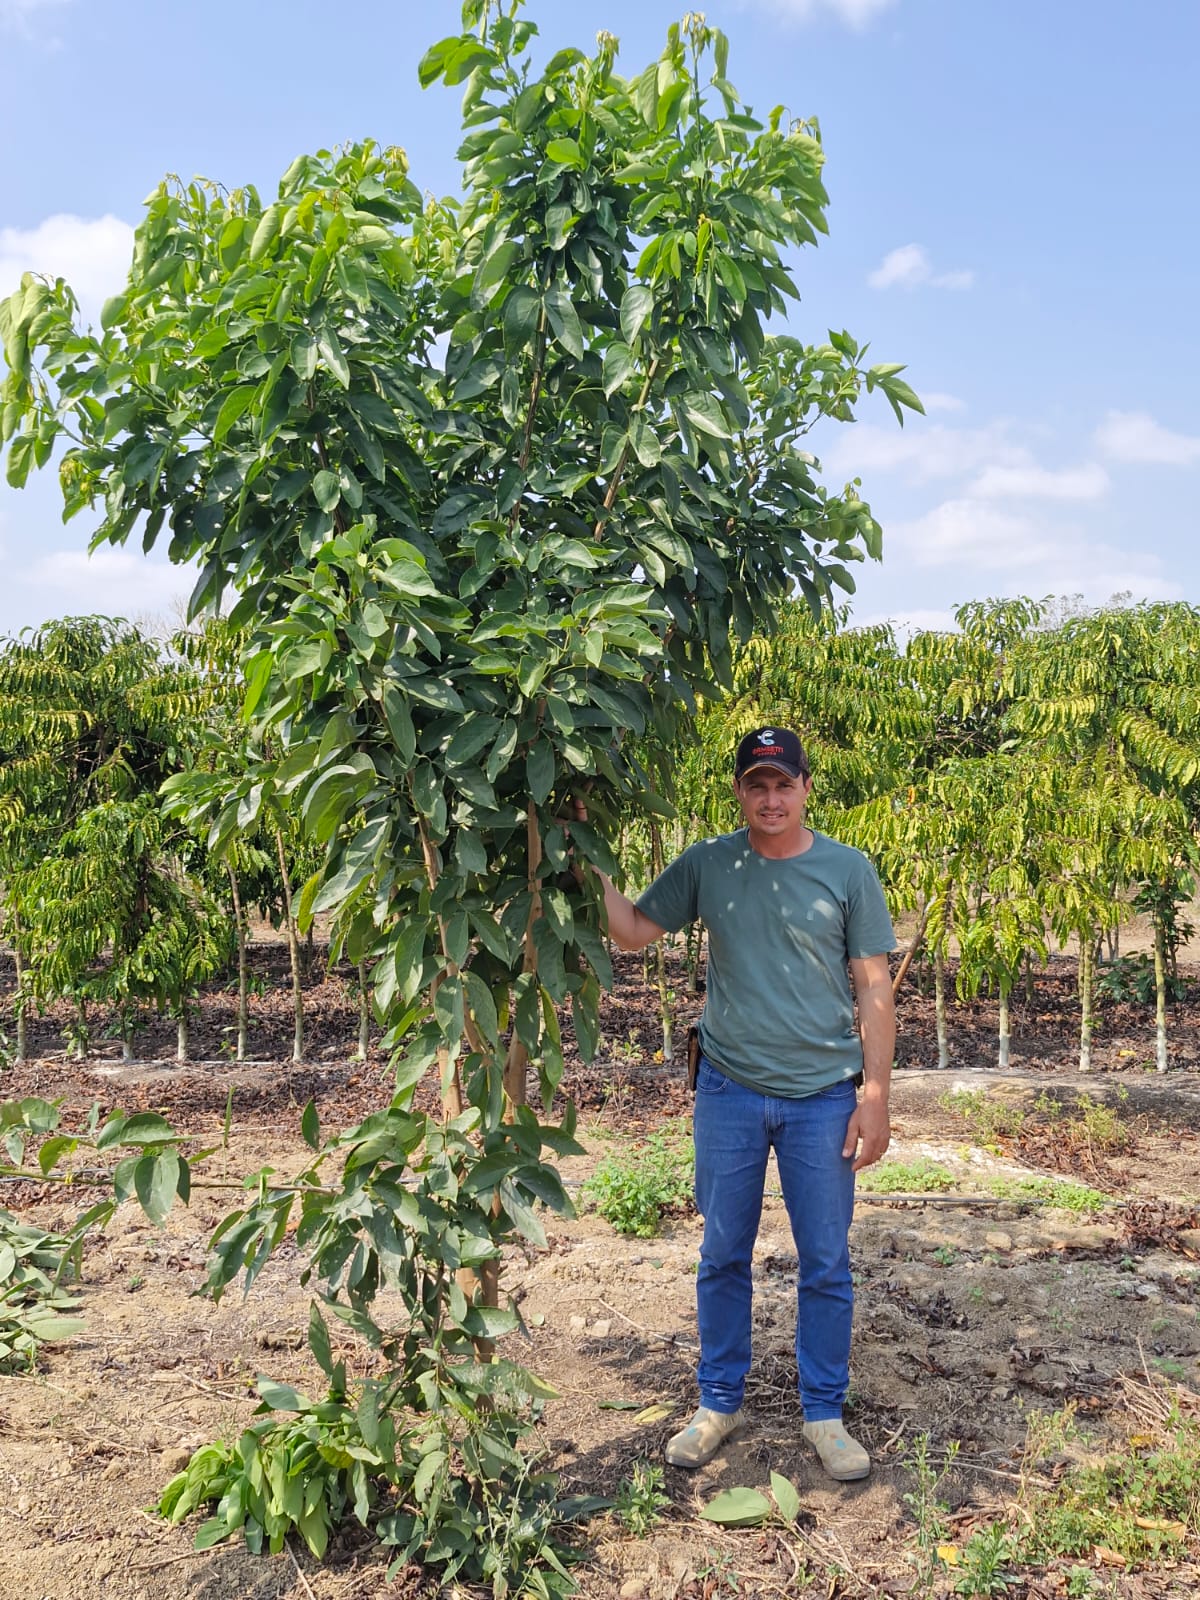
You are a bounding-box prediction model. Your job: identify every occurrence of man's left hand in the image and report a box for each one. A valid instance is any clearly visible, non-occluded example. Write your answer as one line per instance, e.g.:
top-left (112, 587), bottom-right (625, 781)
top-left (843, 1095), bottom-right (890, 1173)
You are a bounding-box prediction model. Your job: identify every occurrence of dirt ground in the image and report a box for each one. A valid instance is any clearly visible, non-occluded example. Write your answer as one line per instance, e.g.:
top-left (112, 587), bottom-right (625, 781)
top-left (1, 944), bottom-right (1199, 1600)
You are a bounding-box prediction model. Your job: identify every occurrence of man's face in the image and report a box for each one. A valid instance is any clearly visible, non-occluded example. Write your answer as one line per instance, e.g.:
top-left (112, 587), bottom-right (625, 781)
top-left (733, 766), bottom-right (812, 837)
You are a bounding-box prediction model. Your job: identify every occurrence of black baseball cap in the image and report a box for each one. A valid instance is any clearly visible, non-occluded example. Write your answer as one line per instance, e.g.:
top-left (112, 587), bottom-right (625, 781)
top-left (734, 727), bottom-right (810, 781)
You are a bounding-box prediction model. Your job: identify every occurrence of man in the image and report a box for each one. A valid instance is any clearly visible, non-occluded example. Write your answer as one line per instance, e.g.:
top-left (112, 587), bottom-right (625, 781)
top-left (590, 726), bottom-right (895, 1480)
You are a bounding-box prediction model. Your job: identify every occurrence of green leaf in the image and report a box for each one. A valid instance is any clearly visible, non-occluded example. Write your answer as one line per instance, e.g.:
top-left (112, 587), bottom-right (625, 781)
top-left (393, 917), bottom-right (429, 1005)
top-left (317, 328), bottom-right (351, 388)
top-left (97, 1111), bottom-right (176, 1149)
top-left (212, 385), bottom-right (257, 446)
top-left (256, 1377), bottom-right (310, 1412)
top-left (312, 469), bottom-right (340, 511)
top-left (526, 739), bottom-right (555, 805)
top-left (194, 1516), bottom-right (233, 1551)
top-left (248, 203), bottom-right (284, 262)
top-left (133, 1150), bottom-right (179, 1227)
top-left (628, 415), bottom-right (662, 467)
top-left (602, 341), bottom-right (637, 397)
top-left (770, 1471), bottom-right (802, 1524)
top-left (545, 137), bottom-right (583, 168)
top-left (680, 392), bottom-right (733, 440)
top-left (699, 1487), bottom-right (773, 1527)
top-left (301, 1099), bottom-right (320, 1151)
top-left (309, 1302), bottom-right (333, 1377)
top-left (502, 285), bottom-right (542, 351)
top-left (620, 284), bottom-right (654, 345)
top-left (544, 283), bottom-right (585, 359)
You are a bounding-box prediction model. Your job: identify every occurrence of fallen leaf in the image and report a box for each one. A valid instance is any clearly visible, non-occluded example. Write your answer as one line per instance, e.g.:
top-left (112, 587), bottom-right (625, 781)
top-left (1095, 1546), bottom-right (1127, 1567)
top-left (1134, 1516), bottom-right (1185, 1536)
top-left (937, 1545), bottom-right (960, 1566)
top-left (634, 1402), bottom-right (676, 1424)
top-left (597, 1398), bottom-right (642, 1411)
top-left (1129, 1433), bottom-right (1156, 1447)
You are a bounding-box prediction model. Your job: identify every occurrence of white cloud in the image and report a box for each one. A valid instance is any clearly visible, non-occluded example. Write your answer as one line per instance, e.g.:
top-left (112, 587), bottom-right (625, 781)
top-left (16, 549), bottom-right (192, 629)
top-left (868, 243), bottom-right (974, 291)
top-left (0, 213), bottom-right (134, 323)
top-left (1094, 410), bottom-right (1200, 467)
top-left (823, 419), bottom-right (1028, 484)
top-left (853, 607), bottom-right (961, 641)
top-left (967, 462), bottom-right (1109, 502)
top-left (883, 497), bottom-right (1179, 604)
top-left (750, 0), bottom-right (899, 28)
top-left (0, 0), bottom-right (71, 39)
top-left (921, 392), bottom-right (966, 414)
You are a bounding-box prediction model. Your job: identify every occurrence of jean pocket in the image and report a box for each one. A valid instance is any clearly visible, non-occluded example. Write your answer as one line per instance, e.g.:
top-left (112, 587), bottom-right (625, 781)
top-left (696, 1057), bottom-right (728, 1094)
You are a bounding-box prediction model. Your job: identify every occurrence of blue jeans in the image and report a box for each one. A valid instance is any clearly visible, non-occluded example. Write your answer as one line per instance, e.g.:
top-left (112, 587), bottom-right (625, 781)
top-left (693, 1057), bottom-right (857, 1420)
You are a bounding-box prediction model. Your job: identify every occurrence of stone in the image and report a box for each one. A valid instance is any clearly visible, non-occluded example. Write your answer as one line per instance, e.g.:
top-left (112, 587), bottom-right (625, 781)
top-left (985, 1231), bottom-right (1014, 1252)
top-left (590, 1319), bottom-right (612, 1338)
top-left (161, 1447), bottom-right (191, 1474)
top-left (986, 1291), bottom-right (1005, 1307)
top-left (568, 1315), bottom-right (587, 1333)
top-left (618, 1580), bottom-right (649, 1600)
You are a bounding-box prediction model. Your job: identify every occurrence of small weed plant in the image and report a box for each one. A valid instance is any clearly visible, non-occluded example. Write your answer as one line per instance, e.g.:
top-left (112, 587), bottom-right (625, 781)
top-left (1023, 1412), bottom-right (1200, 1565)
top-left (582, 1122), bottom-right (694, 1238)
top-left (901, 1434), bottom-right (959, 1595)
top-left (614, 1462), bottom-right (671, 1538)
top-left (954, 1523), bottom-right (1018, 1596)
top-left (1096, 953), bottom-right (1187, 1006)
top-left (986, 1176), bottom-right (1108, 1214)
top-left (941, 1091), bottom-right (1025, 1149)
top-left (857, 1157), bottom-right (956, 1194)
top-left (928, 1398), bottom-right (1200, 1592)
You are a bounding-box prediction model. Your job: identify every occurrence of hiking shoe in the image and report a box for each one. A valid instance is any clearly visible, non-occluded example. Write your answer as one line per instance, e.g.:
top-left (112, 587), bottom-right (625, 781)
top-left (665, 1405), bottom-right (745, 1469)
top-left (802, 1419), bottom-right (870, 1481)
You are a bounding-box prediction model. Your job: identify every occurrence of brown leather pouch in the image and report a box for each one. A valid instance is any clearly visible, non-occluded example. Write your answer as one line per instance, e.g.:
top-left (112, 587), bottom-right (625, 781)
top-left (686, 1026), bottom-right (701, 1093)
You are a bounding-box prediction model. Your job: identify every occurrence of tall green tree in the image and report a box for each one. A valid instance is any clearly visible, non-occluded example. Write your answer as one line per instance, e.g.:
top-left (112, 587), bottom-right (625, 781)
top-left (0, 4), bottom-right (916, 1572)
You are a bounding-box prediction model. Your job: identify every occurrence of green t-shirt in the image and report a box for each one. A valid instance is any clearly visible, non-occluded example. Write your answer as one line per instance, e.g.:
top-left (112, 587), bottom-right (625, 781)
top-left (636, 829), bottom-right (895, 1099)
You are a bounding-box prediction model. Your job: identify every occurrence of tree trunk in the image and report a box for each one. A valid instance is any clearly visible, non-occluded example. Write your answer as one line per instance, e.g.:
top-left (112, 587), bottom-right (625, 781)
top-left (12, 941), bottom-right (27, 1066)
top-left (71, 1000), bottom-right (87, 1061)
top-left (274, 828), bottom-right (303, 1064)
top-left (997, 987), bottom-right (1011, 1071)
top-left (892, 898), bottom-right (930, 999)
top-left (685, 923), bottom-right (703, 995)
top-left (1154, 918), bottom-right (1169, 1074)
top-left (1024, 950), bottom-right (1035, 1007)
top-left (226, 863), bottom-right (248, 1061)
top-left (934, 949), bottom-right (950, 1070)
top-left (177, 1011), bottom-right (189, 1064)
top-left (357, 961), bottom-right (370, 1062)
top-left (502, 805), bottom-right (543, 1110)
top-left (1079, 937), bottom-right (1094, 1073)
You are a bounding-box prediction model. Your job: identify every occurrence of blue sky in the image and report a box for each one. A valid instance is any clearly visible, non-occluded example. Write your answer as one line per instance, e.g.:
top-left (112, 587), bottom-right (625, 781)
top-left (2, 0), bottom-right (1198, 638)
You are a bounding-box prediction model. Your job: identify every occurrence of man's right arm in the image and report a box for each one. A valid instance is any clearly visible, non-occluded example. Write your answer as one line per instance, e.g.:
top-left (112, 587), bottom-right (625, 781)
top-left (597, 873), bottom-right (667, 952)
top-left (567, 796), bottom-right (670, 950)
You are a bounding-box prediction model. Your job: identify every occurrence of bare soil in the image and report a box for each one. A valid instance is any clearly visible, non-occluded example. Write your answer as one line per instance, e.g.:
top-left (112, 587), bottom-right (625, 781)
top-left (1, 945), bottom-right (1199, 1600)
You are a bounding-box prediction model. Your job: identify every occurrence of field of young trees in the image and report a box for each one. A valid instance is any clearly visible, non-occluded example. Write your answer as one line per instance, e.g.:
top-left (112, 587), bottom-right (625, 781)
top-left (0, 2), bottom-right (1197, 1596)
top-left (4, 595), bottom-right (1200, 1081)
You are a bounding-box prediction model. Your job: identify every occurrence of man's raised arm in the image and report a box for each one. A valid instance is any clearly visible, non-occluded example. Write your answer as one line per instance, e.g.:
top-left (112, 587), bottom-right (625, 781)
top-left (568, 796), bottom-right (666, 952)
top-left (596, 872), bottom-right (667, 952)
